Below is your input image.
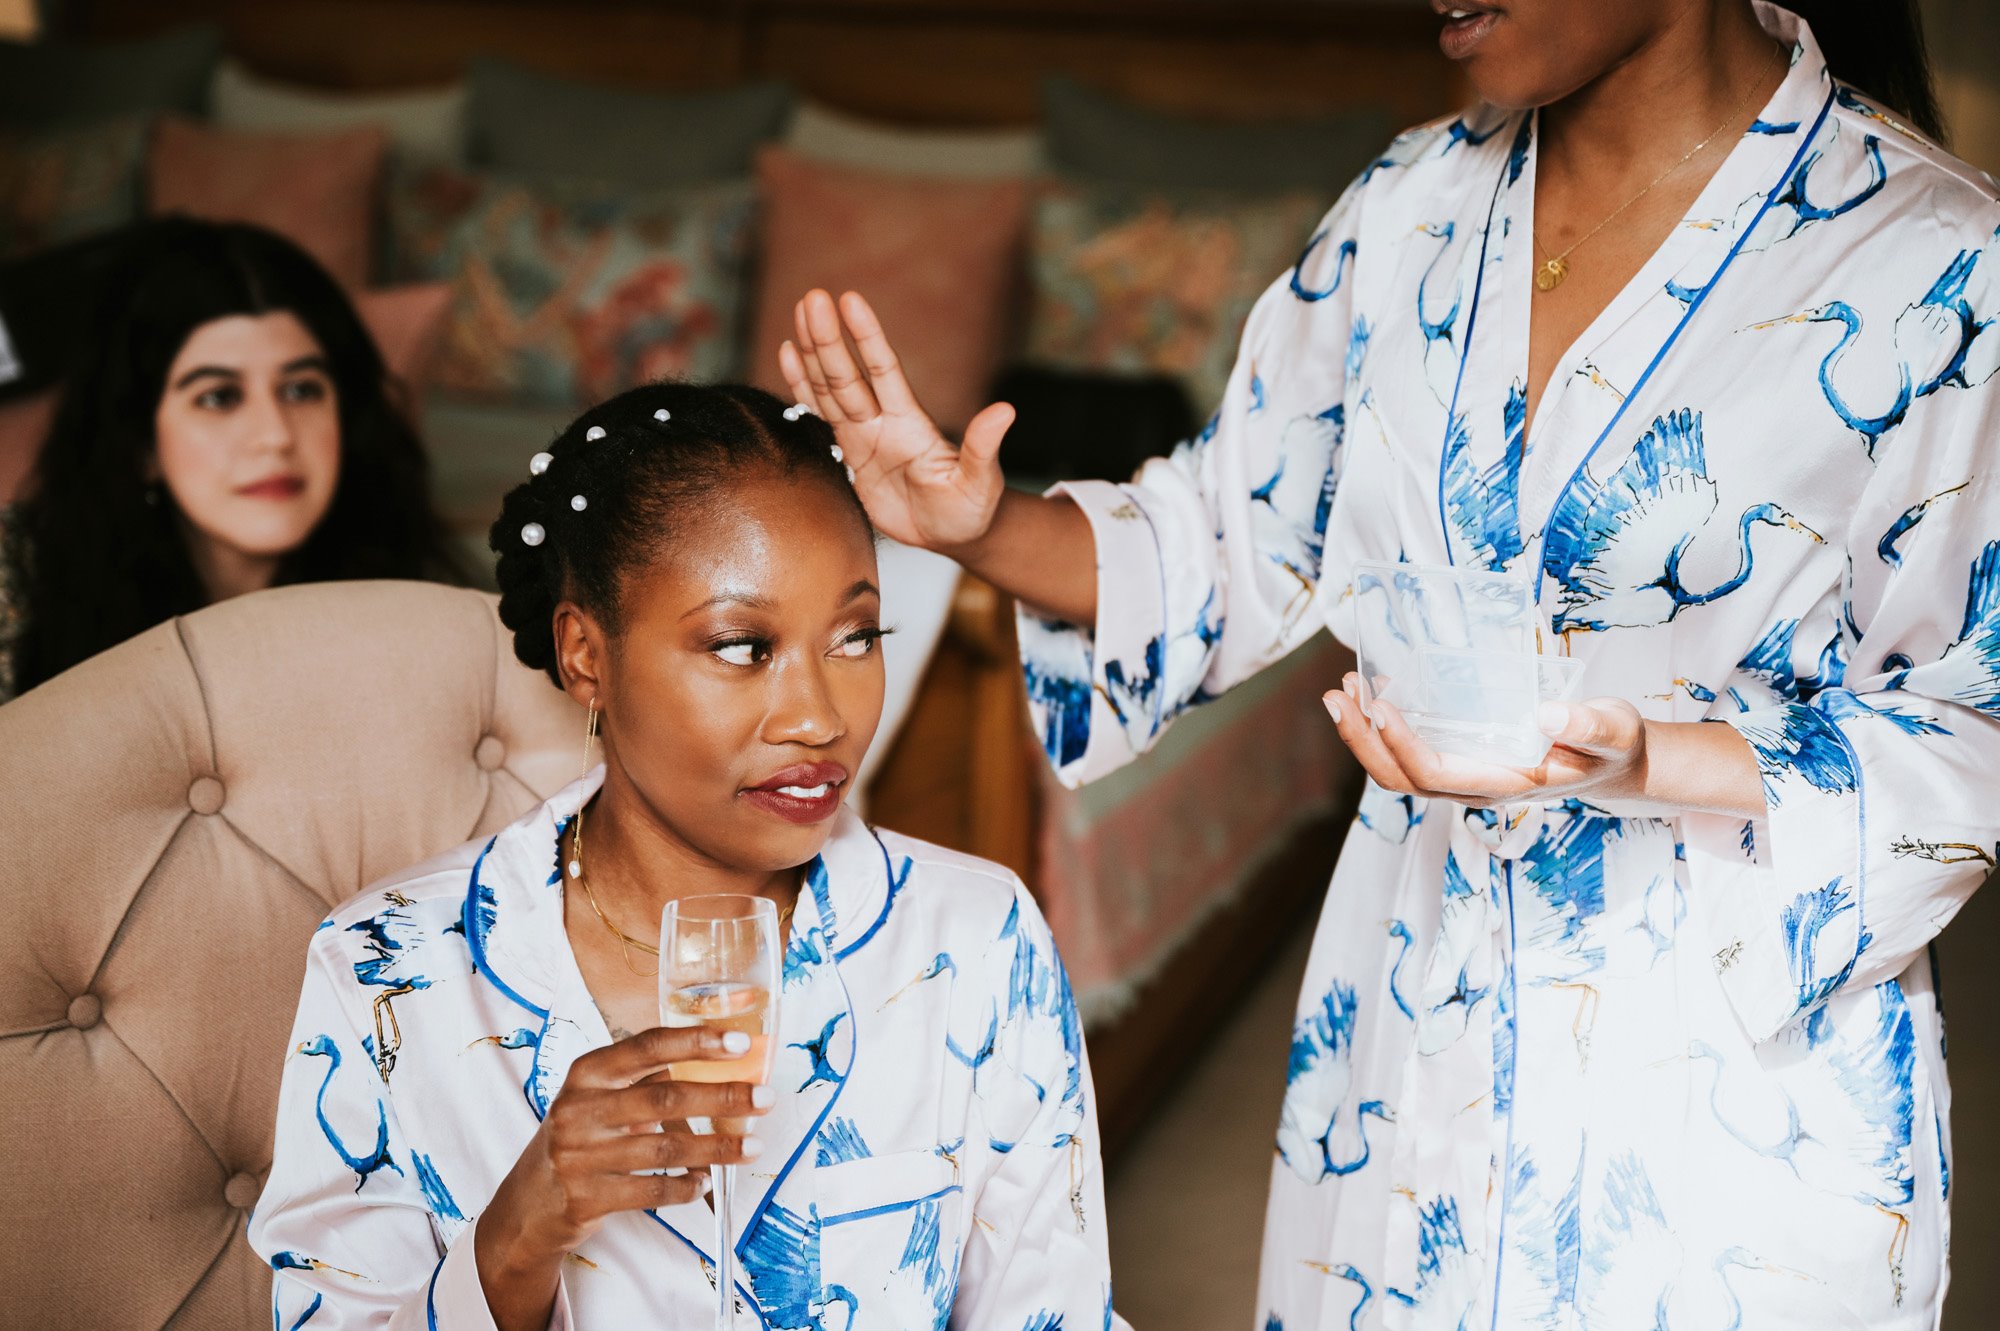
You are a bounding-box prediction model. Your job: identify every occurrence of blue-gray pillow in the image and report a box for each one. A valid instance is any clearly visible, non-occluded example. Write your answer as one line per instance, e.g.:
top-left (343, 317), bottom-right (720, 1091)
top-left (0, 26), bottom-right (221, 129)
top-left (467, 59), bottom-right (792, 188)
top-left (1041, 75), bottom-right (1392, 195)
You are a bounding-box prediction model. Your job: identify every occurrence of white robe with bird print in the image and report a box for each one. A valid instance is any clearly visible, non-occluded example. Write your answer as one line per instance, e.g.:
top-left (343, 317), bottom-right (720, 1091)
top-left (250, 769), bottom-right (1116, 1331)
top-left (1018, 6), bottom-right (1999, 1328)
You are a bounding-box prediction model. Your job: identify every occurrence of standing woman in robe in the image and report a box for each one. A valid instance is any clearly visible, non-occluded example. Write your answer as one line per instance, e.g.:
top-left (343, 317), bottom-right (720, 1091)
top-left (780, 0), bottom-right (2000, 1324)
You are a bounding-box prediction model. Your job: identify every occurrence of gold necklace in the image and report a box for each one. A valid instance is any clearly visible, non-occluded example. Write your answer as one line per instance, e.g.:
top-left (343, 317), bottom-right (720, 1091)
top-left (1533, 45), bottom-right (1780, 293)
top-left (567, 813), bottom-right (797, 977)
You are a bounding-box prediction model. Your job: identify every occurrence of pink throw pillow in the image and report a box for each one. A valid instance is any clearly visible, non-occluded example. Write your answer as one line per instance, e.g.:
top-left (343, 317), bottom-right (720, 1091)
top-left (147, 117), bottom-right (387, 289)
top-left (354, 281), bottom-right (452, 403)
top-left (748, 146), bottom-right (1027, 433)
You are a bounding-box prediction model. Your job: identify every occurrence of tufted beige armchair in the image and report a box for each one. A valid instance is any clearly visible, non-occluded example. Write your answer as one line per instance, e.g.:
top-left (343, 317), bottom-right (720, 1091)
top-left (0, 581), bottom-right (585, 1329)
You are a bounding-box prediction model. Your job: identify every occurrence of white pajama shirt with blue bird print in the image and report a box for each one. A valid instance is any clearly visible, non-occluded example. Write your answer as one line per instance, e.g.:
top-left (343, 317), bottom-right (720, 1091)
top-left (1019, 6), bottom-right (1999, 1328)
top-left (250, 769), bottom-right (1116, 1330)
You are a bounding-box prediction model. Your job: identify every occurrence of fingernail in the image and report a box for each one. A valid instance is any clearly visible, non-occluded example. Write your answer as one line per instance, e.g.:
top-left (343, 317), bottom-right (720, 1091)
top-left (1539, 702), bottom-right (1570, 734)
top-left (1324, 693), bottom-right (1345, 725)
top-left (1373, 707), bottom-right (1387, 731)
top-left (741, 1135), bottom-right (765, 1160)
top-left (699, 1173), bottom-right (713, 1195)
top-left (721, 1031), bottom-right (751, 1054)
top-left (750, 1085), bottom-right (774, 1109)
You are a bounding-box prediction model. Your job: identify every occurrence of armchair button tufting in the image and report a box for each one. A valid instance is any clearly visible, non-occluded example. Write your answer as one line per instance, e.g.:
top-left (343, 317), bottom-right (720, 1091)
top-left (474, 735), bottom-right (506, 771)
top-left (188, 776), bottom-right (225, 814)
top-left (224, 1172), bottom-right (261, 1210)
top-left (66, 994), bottom-right (102, 1029)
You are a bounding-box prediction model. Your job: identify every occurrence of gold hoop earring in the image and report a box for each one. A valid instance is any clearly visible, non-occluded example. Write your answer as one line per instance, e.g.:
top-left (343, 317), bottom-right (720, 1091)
top-left (567, 699), bottom-right (597, 880)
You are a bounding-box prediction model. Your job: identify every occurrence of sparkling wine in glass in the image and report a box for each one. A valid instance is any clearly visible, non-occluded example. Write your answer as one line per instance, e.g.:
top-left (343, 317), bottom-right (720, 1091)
top-left (660, 895), bottom-right (780, 1330)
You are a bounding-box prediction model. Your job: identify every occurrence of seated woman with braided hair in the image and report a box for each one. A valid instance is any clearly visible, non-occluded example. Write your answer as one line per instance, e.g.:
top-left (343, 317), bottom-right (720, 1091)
top-left (250, 382), bottom-right (1121, 1331)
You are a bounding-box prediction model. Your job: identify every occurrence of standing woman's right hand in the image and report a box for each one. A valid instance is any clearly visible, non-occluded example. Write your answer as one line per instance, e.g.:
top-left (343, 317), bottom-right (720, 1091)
top-left (474, 1026), bottom-right (771, 1331)
top-left (779, 289), bottom-right (1016, 554)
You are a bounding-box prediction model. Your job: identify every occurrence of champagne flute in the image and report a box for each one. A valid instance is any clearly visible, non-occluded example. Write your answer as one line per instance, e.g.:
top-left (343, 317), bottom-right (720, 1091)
top-left (660, 895), bottom-right (780, 1331)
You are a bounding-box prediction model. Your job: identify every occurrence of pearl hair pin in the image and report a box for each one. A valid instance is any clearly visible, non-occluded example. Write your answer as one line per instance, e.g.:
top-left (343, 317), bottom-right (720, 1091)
top-left (654, 408), bottom-right (671, 422)
top-left (831, 444), bottom-right (844, 462)
top-left (585, 425), bottom-right (606, 441)
top-left (571, 495), bottom-right (587, 511)
top-left (529, 451), bottom-right (553, 476)
top-left (520, 522), bottom-right (546, 547)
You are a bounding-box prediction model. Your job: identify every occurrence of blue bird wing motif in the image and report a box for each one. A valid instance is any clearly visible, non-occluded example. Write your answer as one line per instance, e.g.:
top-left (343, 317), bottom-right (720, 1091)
top-left (1730, 705), bottom-right (1859, 802)
top-left (1514, 807), bottom-right (1612, 979)
top-left (1251, 406), bottom-right (1347, 598)
top-left (1438, 382), bottom-right (1528, 571)
top-left (410, 1151), bottom-right (465, 1224)
top-left (1275, 978), bottom-right (1361, 1183)
top-left (1738, 618), bottom-right (1804, 701)
top-left (1919, 540), bottom-right (2000, 715)
top-left (1498, 1144), bottom-right (1583, 1325)
top-left (815, 1117), bottom-right (873, 1168)
top-left (1415, 852), bottom-right (1495, 1056)
top-left (1578, 1151), bottom-right (1680, 1324)
top-left (1782, 878), bottom-right (1872, 1012)
top-left (739, 1198), bottom-right (822, 1330)
top-left (790, 1013), bottom-right (850, 1094)
top-left (1019, 615), bottom-right (1095, 769)
top-left (1541, 408), bottom-right (1713, 629)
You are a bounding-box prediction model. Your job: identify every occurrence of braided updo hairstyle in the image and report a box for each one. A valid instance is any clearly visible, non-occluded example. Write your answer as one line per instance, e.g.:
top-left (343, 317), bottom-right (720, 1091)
top-left (490, 382), bottom-right (870, 688)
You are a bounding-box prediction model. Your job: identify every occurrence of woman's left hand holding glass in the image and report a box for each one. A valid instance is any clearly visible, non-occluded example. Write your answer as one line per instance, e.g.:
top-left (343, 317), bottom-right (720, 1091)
top-left (1323, 671), bottom-right (1768, 821)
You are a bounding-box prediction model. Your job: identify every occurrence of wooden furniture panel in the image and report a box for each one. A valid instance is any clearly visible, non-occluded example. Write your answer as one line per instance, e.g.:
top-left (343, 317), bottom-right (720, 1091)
top-left (70, 0), bottom-right (1461, 127)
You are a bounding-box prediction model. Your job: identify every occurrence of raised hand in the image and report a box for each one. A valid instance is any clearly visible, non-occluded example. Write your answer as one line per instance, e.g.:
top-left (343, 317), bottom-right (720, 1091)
top-left (779, 289), bottom-right (1015, 553)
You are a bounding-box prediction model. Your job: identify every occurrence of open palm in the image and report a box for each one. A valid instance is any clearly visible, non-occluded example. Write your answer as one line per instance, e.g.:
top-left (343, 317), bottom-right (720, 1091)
top-left (778, 289), bottom-right (1015, 552)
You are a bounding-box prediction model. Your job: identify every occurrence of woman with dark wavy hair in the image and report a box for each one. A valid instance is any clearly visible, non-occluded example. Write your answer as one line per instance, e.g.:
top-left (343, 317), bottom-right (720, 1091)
top-left (0, 217), bottom-right (461, 699)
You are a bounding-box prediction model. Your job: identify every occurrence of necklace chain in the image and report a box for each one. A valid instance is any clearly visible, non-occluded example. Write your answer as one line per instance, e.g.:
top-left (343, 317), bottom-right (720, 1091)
top-left (568, 810), bottom-right (796, 978)
top-left (1533, 44), bottom-right (1781, 292)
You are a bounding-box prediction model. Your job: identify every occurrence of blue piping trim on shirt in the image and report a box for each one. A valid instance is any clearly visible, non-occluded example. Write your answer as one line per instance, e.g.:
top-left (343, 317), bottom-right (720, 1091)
top-left (1125, 481), bottom-right (1173, 740)
top-left (642, 1210), bottom-right (773, 1330)
top-left (1488, 860), bottom-right (1523, 1331)
top-left (423, 1251), bottom-right (445, 1331)
top-left (834, 831), bottom-right (911, 962)
top-left (462, 833), bottom-right (549, 1023)
top-left (1436, 124), bottom-right (1514, 568)
top-left (820, 1184), bottom-right (964, 1228)
top-left (736, 946), bottom-right (859, 1262)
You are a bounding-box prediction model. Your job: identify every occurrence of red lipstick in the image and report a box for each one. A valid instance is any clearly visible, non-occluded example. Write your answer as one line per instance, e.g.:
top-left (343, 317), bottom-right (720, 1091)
top-left (741, 762), bottom-right (848, 825)
top-left (238, 476), bottom-right (306, 500)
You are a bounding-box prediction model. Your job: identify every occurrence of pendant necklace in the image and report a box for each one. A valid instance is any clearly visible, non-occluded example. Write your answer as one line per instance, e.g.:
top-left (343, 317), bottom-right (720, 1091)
top-left (568, 812), bottom-right (796, 977)
top-left (1534, 45), bottom-right (1780, 293)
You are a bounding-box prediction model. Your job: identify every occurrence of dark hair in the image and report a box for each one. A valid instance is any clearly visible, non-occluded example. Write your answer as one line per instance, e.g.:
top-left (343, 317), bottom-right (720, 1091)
top-left (8, 218), bottom-right (464, 693)
top-left (1791, 0), bottom-right (1945, 143)
top-left (491, 381), bottom-right (871, 689)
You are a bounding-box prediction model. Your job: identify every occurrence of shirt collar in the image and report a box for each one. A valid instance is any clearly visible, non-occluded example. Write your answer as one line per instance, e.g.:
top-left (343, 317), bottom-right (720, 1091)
top-left (465, 766), bottom-right (896, 1034)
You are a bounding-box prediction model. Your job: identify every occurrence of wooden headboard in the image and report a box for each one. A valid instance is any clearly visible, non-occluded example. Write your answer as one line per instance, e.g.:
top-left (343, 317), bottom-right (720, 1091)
top-left (63, 0), bottom-right (1463, 130)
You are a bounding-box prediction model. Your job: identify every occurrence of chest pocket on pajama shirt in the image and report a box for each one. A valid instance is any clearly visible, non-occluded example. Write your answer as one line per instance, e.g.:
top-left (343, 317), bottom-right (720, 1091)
top-left (815, 1149), bottom-right (965, 1331)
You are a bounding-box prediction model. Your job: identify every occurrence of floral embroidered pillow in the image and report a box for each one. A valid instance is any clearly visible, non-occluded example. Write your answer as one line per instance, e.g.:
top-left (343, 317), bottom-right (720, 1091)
top-left (387, 163), bottom-right (755, 408)
top-left (1022, 179), bottom-right (1331, 415)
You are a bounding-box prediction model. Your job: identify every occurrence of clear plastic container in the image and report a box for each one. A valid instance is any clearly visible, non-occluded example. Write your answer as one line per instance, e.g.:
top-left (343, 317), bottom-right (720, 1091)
top-left (1348, 560), bottom-right (1585, 766)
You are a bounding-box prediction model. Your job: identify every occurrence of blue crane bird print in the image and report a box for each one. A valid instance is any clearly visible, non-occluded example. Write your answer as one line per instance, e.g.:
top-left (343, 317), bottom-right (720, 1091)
top-left (1006, 23), bottom-right (1989, 1327)
top-left (1744, 235), bottom-right (2000, 457)
top-left (1541, 408), bottom-right (1825, 635)
top-left (1277, 978), bottom-right (1396, 1184)
top-left (295, 1034), bottom-right (402, 1192)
